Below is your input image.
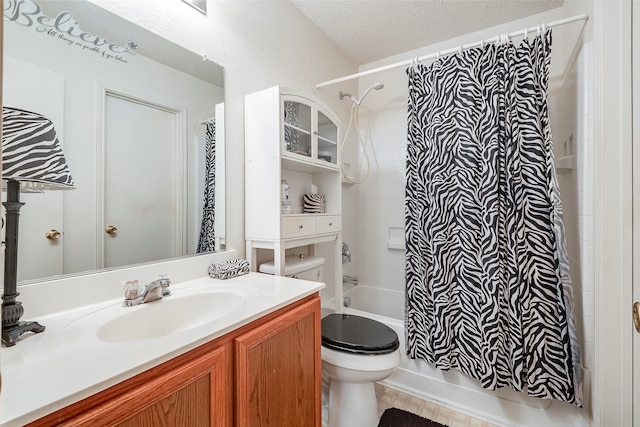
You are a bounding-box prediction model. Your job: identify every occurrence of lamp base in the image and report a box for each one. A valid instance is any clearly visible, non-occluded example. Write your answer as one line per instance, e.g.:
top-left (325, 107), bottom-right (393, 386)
top-left (2, 321), bottom-right (46, 347)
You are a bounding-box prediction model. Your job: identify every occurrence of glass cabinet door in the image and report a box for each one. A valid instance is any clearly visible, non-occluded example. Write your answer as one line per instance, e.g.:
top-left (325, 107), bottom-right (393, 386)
top-left (317, 111), bottom-right (338, 166)
top-left (283, 101), bottom-right (312, 158)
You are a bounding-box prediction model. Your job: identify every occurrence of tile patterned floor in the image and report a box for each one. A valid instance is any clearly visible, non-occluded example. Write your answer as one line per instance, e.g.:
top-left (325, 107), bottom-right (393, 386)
top-left (375, 383), bottom-right (501, 427)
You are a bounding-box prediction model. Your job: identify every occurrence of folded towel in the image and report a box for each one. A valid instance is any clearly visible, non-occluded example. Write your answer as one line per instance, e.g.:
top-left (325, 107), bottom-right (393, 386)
top-left (208, 258), bottom-right (250, 280)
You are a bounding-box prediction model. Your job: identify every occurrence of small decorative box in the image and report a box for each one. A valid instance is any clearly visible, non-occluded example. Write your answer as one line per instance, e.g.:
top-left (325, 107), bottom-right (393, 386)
top-left (303, 194), bottom-right (325, 213)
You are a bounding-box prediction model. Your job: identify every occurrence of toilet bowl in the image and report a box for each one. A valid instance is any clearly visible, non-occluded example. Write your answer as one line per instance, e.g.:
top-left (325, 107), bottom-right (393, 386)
top-left (321, 313), bottom-right (400, 427)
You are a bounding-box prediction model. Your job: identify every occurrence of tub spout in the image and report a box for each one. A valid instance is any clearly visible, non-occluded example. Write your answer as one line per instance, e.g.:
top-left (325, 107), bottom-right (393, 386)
top-left (342, 274), bottom-right (359, 285)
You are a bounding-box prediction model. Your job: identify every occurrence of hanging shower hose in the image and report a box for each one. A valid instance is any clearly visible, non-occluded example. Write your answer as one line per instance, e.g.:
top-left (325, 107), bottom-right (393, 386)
top-left (340, 104), bottom-right (371, 184)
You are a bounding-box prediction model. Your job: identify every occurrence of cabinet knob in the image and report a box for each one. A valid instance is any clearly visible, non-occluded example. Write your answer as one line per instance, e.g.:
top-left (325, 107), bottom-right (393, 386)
top-left (106, 225), bottom-right (118, 235)
top-left (299, 225), bottom-right (304, 229)
top-left (328, 222), bottom-right (333, 226)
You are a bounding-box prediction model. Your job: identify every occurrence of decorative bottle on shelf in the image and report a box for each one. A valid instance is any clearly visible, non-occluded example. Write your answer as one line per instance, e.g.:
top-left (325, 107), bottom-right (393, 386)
top-left (281, 179), bottom-right (292, 213)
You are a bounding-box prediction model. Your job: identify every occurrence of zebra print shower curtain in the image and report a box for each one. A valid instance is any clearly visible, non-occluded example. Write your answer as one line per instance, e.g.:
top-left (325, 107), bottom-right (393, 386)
top-left (405, 30), bottom-right (582, 406)
top-left (197, 120), bottom-right (216, 253)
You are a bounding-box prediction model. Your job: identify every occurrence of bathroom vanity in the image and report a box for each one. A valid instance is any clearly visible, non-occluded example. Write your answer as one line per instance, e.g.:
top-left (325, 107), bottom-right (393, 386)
top-left (1, 252), bottom-right (323, 426)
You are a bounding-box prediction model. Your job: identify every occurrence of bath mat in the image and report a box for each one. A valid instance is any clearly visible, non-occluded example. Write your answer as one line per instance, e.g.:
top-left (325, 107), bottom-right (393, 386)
top-left (377, 407), bottom-right (448, 427)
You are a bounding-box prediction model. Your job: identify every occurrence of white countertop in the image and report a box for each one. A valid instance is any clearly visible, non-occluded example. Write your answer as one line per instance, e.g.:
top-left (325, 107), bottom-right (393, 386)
top-left (1, 268), bottom-right (323, 426)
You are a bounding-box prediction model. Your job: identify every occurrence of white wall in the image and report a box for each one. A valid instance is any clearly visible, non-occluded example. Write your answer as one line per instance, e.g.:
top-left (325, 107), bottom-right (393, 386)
top-left (590, 1), bottom-right (633, 425)
top-left (346, 6), bottom-right (594, 426)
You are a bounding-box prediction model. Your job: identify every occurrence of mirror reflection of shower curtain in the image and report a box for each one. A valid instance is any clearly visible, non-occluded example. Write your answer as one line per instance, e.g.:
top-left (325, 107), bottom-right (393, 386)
top-left (404, 30), bottom-right (582, 406)
top-left (197, 120), bottom-right (216, 253)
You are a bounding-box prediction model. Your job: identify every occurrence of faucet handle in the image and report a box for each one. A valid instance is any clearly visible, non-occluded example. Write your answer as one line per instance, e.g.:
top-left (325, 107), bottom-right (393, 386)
top-left (124, 280), bottom-right (143, 300)
top-left (157, 274), bottom-right (171, 296)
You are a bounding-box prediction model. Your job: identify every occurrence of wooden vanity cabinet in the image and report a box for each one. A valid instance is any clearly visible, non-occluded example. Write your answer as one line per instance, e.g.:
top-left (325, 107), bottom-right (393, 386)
top-left (57, 345), bottom-right (229, 427)
top-left (27, 340), bottom-right (233, 427)
top-left (235, 295), bottom-right (321, 426)
top-left (26, 294), bottom-right (321, 427)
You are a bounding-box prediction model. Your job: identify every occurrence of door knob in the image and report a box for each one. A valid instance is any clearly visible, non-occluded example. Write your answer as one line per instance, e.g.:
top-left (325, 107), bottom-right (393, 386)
top-left (634, 302), bottom-right (640, 333)
top-left (105, 225), bottom-right (118, 235)
top-left (45, 229), bottom-right (61, 240)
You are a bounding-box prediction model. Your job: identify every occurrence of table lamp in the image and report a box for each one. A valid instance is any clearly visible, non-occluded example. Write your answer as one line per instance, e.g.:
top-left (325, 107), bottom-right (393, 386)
top-left (1, 106), bottom-right (75, 346)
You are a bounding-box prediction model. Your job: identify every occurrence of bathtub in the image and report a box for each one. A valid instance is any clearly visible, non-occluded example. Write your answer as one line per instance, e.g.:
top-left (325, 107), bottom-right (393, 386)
top-left (342, 284), bottom-right (404, 319)
top-left (323, 285), bottom-right (589, 427)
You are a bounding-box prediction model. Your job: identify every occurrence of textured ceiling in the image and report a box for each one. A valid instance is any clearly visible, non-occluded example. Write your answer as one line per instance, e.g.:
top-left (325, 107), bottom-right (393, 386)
top-left (291, 0), bottom-right (564, 65)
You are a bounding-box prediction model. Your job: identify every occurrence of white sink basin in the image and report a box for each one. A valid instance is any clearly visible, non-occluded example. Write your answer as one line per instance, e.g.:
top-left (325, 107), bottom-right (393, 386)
top-left (96, 291), bottom-right (245, 343)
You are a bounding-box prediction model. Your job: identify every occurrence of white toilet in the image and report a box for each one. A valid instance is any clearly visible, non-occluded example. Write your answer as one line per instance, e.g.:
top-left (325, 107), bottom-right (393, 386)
top-left (321, 313), bottom-right (400, 427)
top-left (259, 255), bottom-right (400, 427)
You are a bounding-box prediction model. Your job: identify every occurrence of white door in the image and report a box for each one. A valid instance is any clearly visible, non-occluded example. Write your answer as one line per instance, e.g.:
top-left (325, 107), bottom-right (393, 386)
top-left (633, 2), bottom-right (640, 423)
top-left (102, 91), bottom-right (183, 269)
top-left (3, 57), bottom-right (65, 281)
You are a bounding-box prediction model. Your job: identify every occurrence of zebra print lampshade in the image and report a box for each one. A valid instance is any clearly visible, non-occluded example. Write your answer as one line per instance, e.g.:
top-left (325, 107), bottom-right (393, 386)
top-left (2, 106), bottom-right (75, 190)
top-left (1, 106), bottom-right (75, 346)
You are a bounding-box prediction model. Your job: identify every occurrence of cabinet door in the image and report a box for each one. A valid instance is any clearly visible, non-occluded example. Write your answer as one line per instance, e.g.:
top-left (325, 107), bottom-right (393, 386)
top-left (55, 345), bottom-right (230, 427)
top-left (316, 110), bottom-right (338, 166)
top-left (235, 297), bottom-right (321, 427)
top-left (283, 98), bottom-right (312, 159)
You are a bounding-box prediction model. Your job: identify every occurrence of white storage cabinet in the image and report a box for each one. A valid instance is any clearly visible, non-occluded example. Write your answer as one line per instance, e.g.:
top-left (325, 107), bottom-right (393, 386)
top-left (244, 86), bottom-right (342, 288)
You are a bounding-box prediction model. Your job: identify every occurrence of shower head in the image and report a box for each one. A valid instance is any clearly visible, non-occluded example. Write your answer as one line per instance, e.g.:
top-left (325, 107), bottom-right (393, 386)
top-left (351, 82), bottom-right (384, 106)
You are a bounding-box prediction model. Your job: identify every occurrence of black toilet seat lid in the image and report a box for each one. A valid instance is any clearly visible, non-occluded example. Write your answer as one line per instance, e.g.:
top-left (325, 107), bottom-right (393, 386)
top-left (321, 314), bottom-right (399, 355)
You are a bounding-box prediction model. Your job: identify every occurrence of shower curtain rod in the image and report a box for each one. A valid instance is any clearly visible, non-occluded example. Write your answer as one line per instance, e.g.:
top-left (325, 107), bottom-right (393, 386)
top-left (316, 13), bottom-right (588, 88)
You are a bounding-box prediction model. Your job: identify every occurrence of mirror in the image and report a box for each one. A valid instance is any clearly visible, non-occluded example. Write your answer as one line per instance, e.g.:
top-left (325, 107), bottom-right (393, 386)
top-left (3, 0), bottom-right (225, 283)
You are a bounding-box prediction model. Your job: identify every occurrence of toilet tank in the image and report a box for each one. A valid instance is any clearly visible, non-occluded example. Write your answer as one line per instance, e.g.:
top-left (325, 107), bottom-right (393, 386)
top-left (259, 255), bottom-right (325, 282)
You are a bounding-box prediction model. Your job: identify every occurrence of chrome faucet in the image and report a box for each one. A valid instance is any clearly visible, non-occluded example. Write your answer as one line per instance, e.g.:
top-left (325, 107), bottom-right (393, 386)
top-left (342, 274), bottom-right (359, 285)
top-left (123, 275), bottom-right (171, 307)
